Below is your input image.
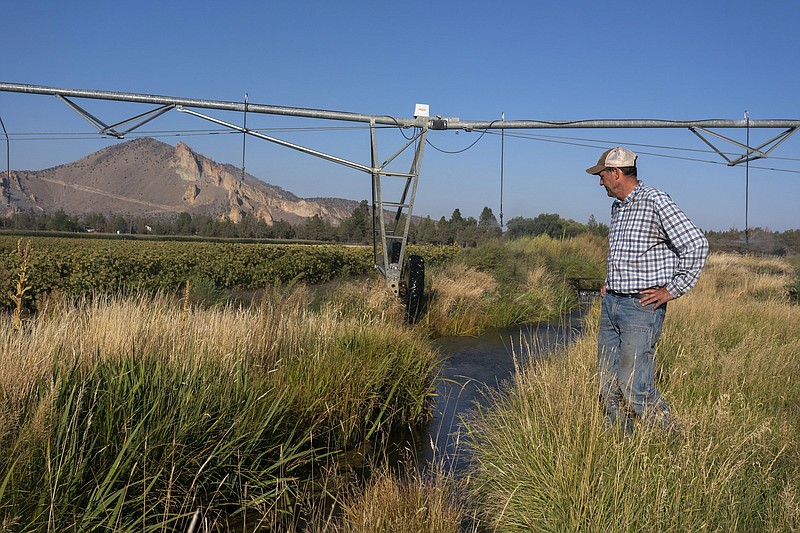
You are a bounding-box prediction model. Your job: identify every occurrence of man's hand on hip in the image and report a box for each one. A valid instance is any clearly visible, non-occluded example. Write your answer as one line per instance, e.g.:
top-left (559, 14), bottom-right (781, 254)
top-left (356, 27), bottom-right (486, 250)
top-left (640, 287), bottom-right (674, 309)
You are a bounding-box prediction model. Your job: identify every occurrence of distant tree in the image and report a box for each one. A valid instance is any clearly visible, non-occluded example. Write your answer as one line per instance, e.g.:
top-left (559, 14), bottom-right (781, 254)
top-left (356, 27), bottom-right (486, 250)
top-left (297, 214), bottom-right (336, 241)
top-left (532, 213), bottom-right (565, 238)
top-left (777, 229), bottom-right (800, 255)
top-left (192, 214), bottom-right (217, 237)
top-left (339, 200), bottom-right (370, 243)
top-left (270, 220), bottom-right (295, 240)
top-left (149, 220), bottom-right (173, 235)
top-left (47, 210), bottom-right (80, 232)
top-left (108, 214), bottom-right (130, 234)
top-left (478, 206), bottom-right (498, 227)
top-left (505, 216), bottom-right (537, 239)
top-left (215, 218), bottom-right (239, 238)
top-left (237, 213), bottom-right (272, 239)
top-left (82, 212), bottom-right (107, 232)
top-left (460, 216), bottom-right (480, 246)
top-left (15, 212), bottom-right (41, 230)
top-left (437, 215), bottom-right (453, 244)
top-left (416, 216), bottom-right (438, 243)
top-left (175, 212), bottom-right (194, 235)
top-left (473, 207), bottom-right (503, 242)
top-left (587, 214), bottom-right (609, 237)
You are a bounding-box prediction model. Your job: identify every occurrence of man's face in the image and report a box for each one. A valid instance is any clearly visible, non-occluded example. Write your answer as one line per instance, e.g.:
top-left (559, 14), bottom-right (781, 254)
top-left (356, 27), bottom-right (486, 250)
top-left (597, 168), bottom-right (618, 198)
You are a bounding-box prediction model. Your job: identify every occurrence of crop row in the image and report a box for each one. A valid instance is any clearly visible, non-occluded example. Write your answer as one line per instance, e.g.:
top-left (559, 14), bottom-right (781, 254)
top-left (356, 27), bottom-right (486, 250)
top-left (0, 235), bottom-right (459, 304)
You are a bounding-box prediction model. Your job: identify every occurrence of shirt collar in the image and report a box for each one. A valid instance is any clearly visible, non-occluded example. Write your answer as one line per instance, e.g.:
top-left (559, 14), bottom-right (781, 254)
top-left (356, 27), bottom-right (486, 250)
top-left (614, 181), bottom-right (642, 208)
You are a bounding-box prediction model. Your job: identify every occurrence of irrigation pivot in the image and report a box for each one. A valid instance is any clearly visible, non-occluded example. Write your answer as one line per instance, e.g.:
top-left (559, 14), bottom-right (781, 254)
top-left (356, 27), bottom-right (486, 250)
top-left (2, 82), bottom-right (799, 313)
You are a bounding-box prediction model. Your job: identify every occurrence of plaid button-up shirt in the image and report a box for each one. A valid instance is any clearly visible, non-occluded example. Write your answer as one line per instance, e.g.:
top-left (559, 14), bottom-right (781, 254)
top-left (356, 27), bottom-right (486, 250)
top-left (606, 182), bottom-right (709, 298)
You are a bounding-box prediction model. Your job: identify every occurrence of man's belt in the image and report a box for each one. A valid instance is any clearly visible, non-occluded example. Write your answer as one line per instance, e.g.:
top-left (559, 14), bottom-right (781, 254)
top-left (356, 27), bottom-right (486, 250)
top-left (606, 289), bottom-right (644, 298)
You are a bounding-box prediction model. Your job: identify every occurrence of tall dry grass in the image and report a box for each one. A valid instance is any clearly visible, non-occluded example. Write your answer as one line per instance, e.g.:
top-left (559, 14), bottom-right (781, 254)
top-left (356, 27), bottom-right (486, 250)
top-left (422, 263), bottom-right (498, 336)
top-left (465, 252), bottom-right (800, 531)
top-left (330, 465), bottom-right (474, 533)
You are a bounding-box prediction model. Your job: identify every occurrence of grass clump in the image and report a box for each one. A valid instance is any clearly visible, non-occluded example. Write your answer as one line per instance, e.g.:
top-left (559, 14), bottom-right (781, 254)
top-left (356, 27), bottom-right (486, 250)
top-left (422, 263), bottom-right (498, 337)
top-left (423, 234), bottom-right (606, 336)
top-left (465, 252), bottom-right (800, 531)
top-left (329, 465), bottom-right (473, 533)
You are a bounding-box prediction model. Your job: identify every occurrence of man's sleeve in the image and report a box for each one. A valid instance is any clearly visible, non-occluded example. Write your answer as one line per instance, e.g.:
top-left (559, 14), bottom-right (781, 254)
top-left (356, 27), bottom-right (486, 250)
top-left (656, 193), bottom-right (709, 298)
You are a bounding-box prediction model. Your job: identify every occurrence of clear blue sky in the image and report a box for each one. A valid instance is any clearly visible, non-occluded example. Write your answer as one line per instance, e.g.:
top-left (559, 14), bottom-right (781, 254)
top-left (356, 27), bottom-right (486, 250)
top-left (2, 0), bottom-right (799, 231)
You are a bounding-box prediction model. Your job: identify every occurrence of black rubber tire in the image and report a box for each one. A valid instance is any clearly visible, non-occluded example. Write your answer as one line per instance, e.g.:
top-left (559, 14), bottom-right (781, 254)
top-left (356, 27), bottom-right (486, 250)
top-left (406, 254), bottom-right (425, 322)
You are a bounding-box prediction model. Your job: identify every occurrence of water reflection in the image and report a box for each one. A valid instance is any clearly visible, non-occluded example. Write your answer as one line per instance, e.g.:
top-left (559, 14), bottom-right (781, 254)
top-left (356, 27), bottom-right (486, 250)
top-left (413, 310), bottom-right (587, 476)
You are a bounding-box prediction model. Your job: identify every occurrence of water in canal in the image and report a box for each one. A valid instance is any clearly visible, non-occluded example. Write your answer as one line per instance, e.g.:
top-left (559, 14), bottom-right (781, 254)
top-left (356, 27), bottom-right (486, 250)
top-left (405, 309), bottom-right (588, 476)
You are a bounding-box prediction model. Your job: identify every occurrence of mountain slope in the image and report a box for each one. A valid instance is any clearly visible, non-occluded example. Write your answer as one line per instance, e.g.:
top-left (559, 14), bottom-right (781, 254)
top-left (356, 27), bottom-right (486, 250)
top-left (1, 138), bottom-right (360, 225)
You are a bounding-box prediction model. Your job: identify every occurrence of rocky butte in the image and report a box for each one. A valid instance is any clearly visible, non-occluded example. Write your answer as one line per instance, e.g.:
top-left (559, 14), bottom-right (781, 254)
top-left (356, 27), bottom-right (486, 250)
top-left (1, 137), bottom-right (360, 225)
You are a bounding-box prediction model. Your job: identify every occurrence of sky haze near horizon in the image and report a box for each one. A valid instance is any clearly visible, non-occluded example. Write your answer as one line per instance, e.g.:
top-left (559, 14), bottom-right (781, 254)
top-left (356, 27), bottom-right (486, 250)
top-left (2, 0), bottom-right (799, 231)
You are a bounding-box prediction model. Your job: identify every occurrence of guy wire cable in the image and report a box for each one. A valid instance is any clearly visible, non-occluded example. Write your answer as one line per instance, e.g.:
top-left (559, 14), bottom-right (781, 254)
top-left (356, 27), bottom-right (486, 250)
top-left (242, 93), bottom-right (248, 181)
top-left (745, 110), bottom-right (750, 245)
top-left (0, 114), bottom-right (9, 204)
top-left (500, 111), bottom-right (505, 228)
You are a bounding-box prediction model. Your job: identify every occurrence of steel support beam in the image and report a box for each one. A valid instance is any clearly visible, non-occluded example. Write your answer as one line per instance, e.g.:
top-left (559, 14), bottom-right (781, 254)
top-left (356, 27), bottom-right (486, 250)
top-left (177, 106), bottom-right (374, 174)
top-left (3, 82), bottom-right (800, 131)
top-left (57, 95), bottom-right (175, 139)
top-left (441, 118), bottom-right (800, 130)
top-left (370, 125), bottom-right (427, 296)
top-left (0, 82), bottom-right (418, 127)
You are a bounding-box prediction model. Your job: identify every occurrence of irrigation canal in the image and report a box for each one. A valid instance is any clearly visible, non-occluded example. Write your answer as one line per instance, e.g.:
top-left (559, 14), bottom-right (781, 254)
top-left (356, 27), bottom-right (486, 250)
top-left (398, 306), bottom-right (591, 477)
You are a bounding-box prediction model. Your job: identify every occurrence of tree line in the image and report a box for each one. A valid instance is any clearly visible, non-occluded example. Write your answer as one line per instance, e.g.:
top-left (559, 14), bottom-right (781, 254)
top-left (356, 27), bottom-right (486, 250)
top-left (4, 202), bottom-right (797, 254)
top-left (0, 202), bottom-right (610, 245)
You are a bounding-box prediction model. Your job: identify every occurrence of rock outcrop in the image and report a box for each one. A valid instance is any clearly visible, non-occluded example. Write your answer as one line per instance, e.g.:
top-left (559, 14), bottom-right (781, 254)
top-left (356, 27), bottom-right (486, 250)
top-left (1, 138), bottom-right (359, 224)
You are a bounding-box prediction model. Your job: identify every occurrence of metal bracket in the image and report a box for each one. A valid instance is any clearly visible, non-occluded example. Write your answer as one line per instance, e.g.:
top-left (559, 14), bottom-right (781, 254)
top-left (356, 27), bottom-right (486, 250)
top-left (57, 95), bottom-right (174, 139)
top-left (689, 126), bottom-right (798, 166)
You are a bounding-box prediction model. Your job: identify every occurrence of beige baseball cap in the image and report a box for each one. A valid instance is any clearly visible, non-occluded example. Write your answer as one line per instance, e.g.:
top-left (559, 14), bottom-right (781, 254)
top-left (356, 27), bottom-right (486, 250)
top-left (585, 147), bottom-right (637, 174)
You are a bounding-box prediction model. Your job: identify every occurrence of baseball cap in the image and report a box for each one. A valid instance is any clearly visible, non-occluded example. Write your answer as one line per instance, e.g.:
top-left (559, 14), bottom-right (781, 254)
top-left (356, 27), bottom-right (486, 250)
top-left (585, 147), bottom-right (637, 174)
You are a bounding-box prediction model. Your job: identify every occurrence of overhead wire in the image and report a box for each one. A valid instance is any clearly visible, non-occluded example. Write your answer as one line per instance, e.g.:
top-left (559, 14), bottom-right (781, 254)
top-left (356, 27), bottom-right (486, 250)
top-left (379, 117), bottom-right (800, 174)
top-left (482, 130), bottom-right (800, 174)
top-left (4, 119), bottom-right (800, 174)
top-left (4, 123), bottom-right (377, 138)
top-left (492, 130), bottom-right (800, 162)
top-left (409, 121), bottom-right (800, 174)
top-left (424, 120), bottom-right (502, 154)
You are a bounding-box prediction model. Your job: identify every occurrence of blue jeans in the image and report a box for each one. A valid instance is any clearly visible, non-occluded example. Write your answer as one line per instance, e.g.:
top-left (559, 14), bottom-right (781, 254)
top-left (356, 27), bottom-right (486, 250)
top-left (598, 293), bottom-right (671, 430)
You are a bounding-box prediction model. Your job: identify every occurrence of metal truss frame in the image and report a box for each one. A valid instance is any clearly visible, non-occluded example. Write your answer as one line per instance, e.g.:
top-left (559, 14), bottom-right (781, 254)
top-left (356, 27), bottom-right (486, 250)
top-left (2, 82), bottom-right (800, 295)
top-left (689, 126), bottom-right (798, 166)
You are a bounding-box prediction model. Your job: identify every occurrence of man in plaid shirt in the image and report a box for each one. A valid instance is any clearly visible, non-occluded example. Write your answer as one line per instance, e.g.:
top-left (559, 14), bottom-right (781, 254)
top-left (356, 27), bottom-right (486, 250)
top-left (586, 147), bottom-right (708, 433)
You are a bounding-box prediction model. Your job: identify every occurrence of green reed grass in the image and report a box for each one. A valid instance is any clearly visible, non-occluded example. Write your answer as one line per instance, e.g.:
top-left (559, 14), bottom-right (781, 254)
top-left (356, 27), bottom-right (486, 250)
top-left (1, 355), bottom-right (313, 531)
top-left (465, 252), bottom-right (800, 531)
top-left (4, 235), bottom-right (795, 530)
top-left (0, 280), bottom-right (440, 530)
